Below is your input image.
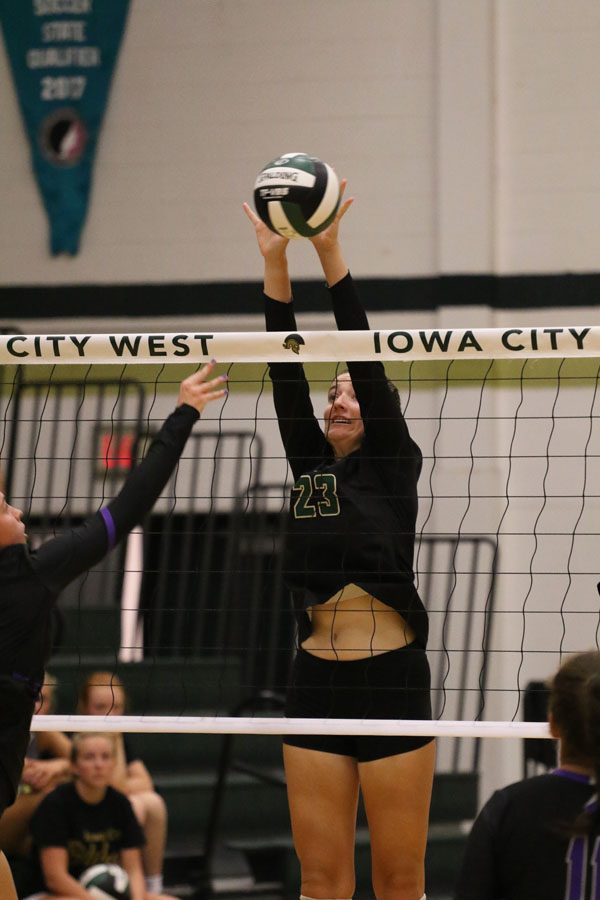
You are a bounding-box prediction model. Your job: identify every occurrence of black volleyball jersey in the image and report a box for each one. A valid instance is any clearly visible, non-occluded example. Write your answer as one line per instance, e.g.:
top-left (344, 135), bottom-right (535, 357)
top-left (0, 404), bottom-right (199, 803)
top-left (31, 781), bottom-right (144, 881)
top-left (265, 272), bottom-right (427, 645)
top-left (454, 770), bottom-right (596, 900)
top-left (566, 795), bottom-right (600, 900)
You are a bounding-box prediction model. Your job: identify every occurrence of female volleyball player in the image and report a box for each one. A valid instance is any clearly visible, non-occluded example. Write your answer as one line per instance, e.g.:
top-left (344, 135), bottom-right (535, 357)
top-left (454, 650), bottom-right (600, 900)
top-left (244, 188), bottom-right (435, 900)
top-left (0, 363), bottom-right (227, 900)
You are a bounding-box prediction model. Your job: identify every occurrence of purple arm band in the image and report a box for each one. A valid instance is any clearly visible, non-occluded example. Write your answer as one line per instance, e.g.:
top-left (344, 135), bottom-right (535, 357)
top-left (100, 507), bottom-right (117, 549)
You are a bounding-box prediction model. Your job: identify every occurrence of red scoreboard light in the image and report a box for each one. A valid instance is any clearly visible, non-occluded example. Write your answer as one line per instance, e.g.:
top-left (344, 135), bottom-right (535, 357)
top-left (97, 429), bottom-right (135, 475)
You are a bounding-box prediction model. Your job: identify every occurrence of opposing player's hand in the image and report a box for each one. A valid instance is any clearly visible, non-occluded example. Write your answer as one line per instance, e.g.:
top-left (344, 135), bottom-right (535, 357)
top-left (178, 361), bottom-right (228, 413)
top-left (309, 178), bottom-right (353, 255)
top-left (243, 202), bottom-right (289, 261)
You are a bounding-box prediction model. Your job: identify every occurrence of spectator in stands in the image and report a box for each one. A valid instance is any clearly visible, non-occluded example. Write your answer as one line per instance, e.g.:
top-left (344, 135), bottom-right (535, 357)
top-left (0, 673), bottom-right (71, 858)
top-left (77, 672), bottom-right (168, 896)
top-left (26, 732), bottom-right (176, 900)
top-left (454, 650), bottom-right (600, 900)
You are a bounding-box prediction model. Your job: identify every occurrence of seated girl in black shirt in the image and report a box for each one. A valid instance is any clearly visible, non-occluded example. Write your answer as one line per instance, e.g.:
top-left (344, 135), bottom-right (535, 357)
top-left (77, 671), bottom-right (167, 894)
top-left (28, 732), bottom-right (176, 900)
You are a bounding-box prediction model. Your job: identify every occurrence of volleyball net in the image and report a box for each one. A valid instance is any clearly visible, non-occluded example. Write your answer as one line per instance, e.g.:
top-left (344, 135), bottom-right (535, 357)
top-left (1, 326), bottom-right (599, 757)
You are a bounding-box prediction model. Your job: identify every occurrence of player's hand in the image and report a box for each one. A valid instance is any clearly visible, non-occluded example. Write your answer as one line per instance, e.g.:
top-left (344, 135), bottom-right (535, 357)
top-left (309, 178), bottom-right (353, 255)
top-left (178, 361), bottom-right (228, 413)
top-left (243, 202), bottom-right (289, 261)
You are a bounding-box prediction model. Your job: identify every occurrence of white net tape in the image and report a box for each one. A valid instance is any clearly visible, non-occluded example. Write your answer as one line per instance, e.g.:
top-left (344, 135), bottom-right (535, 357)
top-left (32, 715), bottom-right (551, 739)
top-left (0, 325), bottom-right (597, 364)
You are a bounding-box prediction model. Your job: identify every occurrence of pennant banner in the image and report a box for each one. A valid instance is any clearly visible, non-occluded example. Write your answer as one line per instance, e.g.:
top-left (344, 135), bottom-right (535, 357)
top-left (0, 326), bottom-right (597, 365)
top-left (0, 0), bottom-right (130, 255)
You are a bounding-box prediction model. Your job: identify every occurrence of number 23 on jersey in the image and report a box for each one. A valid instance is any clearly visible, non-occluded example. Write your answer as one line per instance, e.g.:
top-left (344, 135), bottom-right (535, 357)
top-left (292, 473), bottom-right (340, 519)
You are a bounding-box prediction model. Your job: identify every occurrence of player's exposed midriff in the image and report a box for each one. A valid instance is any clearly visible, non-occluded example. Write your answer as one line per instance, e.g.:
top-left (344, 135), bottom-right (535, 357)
top-left (301, 583), bottom-right (417, 661)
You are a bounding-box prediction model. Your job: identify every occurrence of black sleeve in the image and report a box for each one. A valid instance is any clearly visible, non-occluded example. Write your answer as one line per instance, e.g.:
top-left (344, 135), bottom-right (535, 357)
top-left (454, 793), bottom-right (503, 900)
top-left (31, 404), bottom-right (199, 594)
top-left (265, 295), bottom-right (328, 480)
top-left (330, 272), bottom-right (417, 460)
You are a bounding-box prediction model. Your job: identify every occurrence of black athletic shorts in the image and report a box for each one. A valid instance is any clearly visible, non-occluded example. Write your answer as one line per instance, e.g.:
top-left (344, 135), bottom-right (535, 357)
top-left (283, 640), bottom-right (433, 762)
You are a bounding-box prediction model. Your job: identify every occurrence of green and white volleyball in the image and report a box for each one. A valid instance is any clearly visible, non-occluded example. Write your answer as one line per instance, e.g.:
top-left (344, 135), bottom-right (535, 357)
top-left (253, 152), bottom-right (341, 238)
top-left (79, 863), bottom-right (131, 899)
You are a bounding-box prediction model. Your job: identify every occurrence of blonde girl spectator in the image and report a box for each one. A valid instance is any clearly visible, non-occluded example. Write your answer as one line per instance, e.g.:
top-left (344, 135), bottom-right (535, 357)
top-left (27, 732), bottom-right (176, 900)
top-left (77, 672), bottom-right (167, 896)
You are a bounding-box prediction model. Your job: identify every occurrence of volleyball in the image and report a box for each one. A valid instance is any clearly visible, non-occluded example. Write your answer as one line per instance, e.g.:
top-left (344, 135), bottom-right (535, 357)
top-left (253, 152), bottom-right (341, 239)
top-left (79, 863), bottom-right (131, 899)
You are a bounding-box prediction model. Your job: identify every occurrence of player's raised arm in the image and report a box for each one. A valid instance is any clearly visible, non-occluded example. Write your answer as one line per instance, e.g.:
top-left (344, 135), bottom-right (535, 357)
top-left (244, 200), bottom-right (326, 480)
top-left (243, 201), bottom-right (291, 302)
top-left (177, 361), bottom-right (229, 413)
top-left (309, 178), bottom-right (354, 288)
top-left (32, 362), bottom-right (228, 592)
top-left (307, 186), bottom-right (413, 459)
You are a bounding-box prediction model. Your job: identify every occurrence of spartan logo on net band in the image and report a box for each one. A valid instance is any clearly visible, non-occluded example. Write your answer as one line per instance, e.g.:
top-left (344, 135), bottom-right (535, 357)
top-left (283, 333), bottom-right (305, 355)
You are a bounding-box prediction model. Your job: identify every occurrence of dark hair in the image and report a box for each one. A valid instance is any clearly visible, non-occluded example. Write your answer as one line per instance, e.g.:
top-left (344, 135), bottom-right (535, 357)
top-left (548, 651), bottom-right (600, 833)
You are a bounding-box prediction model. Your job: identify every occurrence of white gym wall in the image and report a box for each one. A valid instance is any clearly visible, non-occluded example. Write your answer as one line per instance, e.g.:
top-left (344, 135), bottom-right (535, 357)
top-left (1, 0), bottom-right (600, 286)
